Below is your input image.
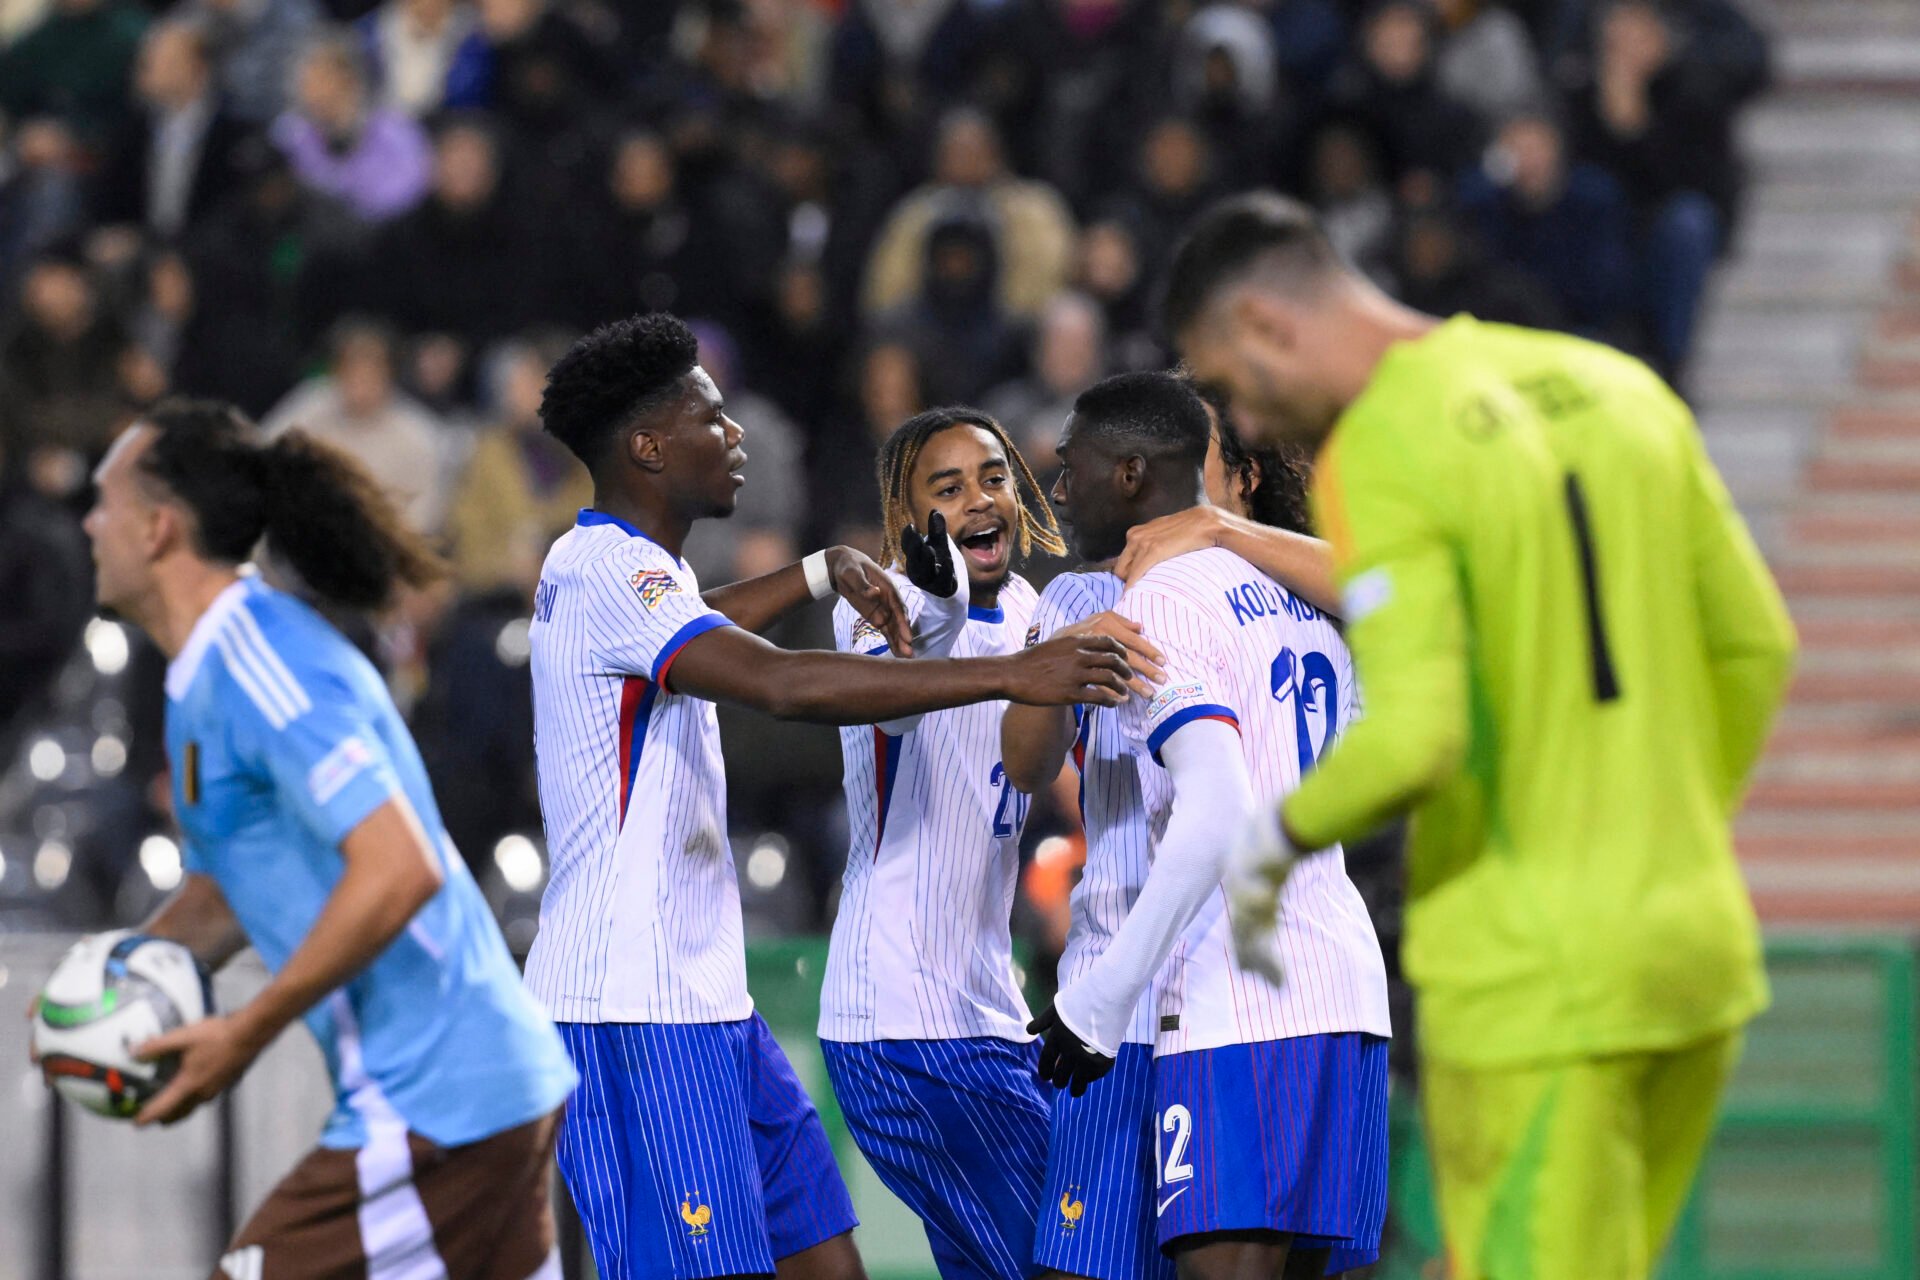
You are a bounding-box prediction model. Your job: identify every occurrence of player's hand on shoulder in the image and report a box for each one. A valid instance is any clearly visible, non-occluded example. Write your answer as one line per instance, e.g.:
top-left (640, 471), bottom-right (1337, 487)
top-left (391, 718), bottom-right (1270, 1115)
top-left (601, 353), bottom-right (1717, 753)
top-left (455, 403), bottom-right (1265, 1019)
top-left (131, 1012), bottom-right (265, 1127)
top-left (1115, 506), bottom-right (1233, 585)
top-left (1007, 632), bottom-right (1132, 707)
top-left (899, 510), bottom-right (960, 600)
top-left (1224, 803), bottom-right (1299, 988)
top-left (1058, 611), bottom-right (1165, 697)
top-left (826, 544), bottom-right (915, 656)
top-left (1029, 1003), bottom-right (1115, 1097)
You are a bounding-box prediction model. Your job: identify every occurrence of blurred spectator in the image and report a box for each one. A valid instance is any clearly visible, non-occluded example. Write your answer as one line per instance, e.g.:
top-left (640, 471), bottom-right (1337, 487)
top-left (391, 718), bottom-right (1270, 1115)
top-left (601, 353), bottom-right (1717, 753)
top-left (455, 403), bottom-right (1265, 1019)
top-left (1171, 4), bottom-right (1290, 185)
top-left (1262, 0), bottom-right (1350, 99)
top-left (1458, 111), bottom-right (1633, 336)
top-left (445, 331), bottom-right (588, 599)
top-left (261, 316), bottom-right (452, 531)
top-left (0, 248), bottom-right (135, 498)
top-left (1073, 213), bottom-right (1161, 371)
top-left (0, 440), bottom-right (91, 741)
top-left (1333, 0), bottom-right (1484, 188)
top-left (473, 0), bottom-right (618, 161)
top-left (1568, 0), bottom-right (1767, 374)
top-left (174, 140), bottom-right (356, 414)
top-left (357, 0), bottom-right (490, 118)
top-left (181, 0), bottom-right (321, 126)
top-left (753, 257), bottom-right (844, 433)
top-left (0, 120), bottom-right (89, 302)
top-left (271, 31), bottom-right (433, 222)
top-left (1308, 119), bottom-right (1396, 286)
top-left (985, 291), bottom-right (1106, 464)
top-left (1106, 117), bottom-right (1222, 285)
top-left (755, 118), bottom-right (892, 334)
top-left (814, 337), bottom-right (922, 552)
top-left (882, 209), bottom-right (1026, 406)
top-left (862, 107), bottom-right (1076, 321)
top-left (96, 18), bottom-right (249, 240)
top-left (1393, 199), bottom-right (1564, 327)
top-left (828, 0), bottom-right (990, 151)
top-left (1, 0), bottom-right (50, 44)
top-left (368, 114), bottom-right (545, 347)
top-left (0, 0), bottom-right (149, 147)
top-left (682, 321), bottom-right (806, 587)
top-left (1429, 0), bottom-right (1544, 125)
top-left (566, 126), bottom-right (747, 333)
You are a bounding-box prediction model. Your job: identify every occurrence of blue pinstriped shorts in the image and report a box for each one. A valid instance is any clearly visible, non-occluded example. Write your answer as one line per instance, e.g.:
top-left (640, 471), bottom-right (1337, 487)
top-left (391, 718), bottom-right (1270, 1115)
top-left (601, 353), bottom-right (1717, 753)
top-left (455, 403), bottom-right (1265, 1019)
top-left (1033, 1043), bottom-right (1176, 1280)
top-left (1153, 1033), bottom-right (1389, 1272)
top-left (821, 1037), bottom-right (1051, 1280)
top-left (556, 1016), bottom-right (856, 1280)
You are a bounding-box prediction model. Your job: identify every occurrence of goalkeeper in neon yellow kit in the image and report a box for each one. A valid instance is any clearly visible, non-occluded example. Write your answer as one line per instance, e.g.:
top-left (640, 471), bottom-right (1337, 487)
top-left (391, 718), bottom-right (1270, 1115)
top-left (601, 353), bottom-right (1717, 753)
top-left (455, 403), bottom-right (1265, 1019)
top-left (1160, 194), bottom-right (1797, 1280)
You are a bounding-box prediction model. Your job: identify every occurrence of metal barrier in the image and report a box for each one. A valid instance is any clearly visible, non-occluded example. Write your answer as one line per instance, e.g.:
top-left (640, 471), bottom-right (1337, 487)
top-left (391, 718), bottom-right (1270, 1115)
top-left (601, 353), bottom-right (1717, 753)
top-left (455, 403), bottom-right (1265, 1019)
top-left (2, 933), bottom-right (1912, 1280)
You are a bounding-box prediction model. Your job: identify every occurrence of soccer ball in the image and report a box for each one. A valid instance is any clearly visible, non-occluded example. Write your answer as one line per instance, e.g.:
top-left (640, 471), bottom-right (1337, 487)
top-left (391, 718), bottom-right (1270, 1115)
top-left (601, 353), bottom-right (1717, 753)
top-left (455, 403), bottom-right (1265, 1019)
top-left (33, 931), bottom-right (212, 1119)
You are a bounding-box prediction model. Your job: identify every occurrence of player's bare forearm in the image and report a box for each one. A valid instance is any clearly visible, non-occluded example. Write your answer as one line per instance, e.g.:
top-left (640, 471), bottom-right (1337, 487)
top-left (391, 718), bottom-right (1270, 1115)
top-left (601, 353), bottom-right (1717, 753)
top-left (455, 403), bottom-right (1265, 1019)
top-left (1000, 704), bottom-right (1078, 795)
top-left (227, 797), bottom-right (444, 1054)
top-left (1217, 521), bottom-right (1341, 616)
top-left (667, 625), bottom-right (1131, 725)
top-left (142, 873), bottom-right (249, 971)
top-left (703, 546), bottom-right (914, 653)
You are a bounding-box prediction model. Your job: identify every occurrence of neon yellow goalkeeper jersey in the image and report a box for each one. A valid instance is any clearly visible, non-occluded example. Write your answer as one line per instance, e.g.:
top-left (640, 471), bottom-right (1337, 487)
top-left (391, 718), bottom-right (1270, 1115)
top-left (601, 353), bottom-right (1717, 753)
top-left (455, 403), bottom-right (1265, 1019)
top-left (1285, 316), bottom-right (1795, 1068)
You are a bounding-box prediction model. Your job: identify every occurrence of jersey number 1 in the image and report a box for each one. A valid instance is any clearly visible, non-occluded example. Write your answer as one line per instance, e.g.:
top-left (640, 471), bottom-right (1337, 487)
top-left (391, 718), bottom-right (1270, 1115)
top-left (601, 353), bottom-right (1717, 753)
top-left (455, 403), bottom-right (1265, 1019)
top-left (1564, 474), bottom-right (1621, 702)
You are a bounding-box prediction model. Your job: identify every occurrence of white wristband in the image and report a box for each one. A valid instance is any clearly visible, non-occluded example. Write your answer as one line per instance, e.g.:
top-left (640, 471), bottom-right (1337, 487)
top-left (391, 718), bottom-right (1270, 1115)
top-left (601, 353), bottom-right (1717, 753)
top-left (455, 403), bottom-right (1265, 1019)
top-left (802, 549), bottom-right (832, 601)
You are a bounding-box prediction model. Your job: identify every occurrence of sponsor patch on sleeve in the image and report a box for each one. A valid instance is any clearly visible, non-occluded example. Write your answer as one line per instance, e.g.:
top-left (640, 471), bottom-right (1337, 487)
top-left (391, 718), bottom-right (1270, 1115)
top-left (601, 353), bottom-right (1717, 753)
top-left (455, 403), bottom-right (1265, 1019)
top-left (1342, 567), bottom-right (1393, 623)
top-left (1145, 680), bottom-right (1207, 726)
top-left (308, 736), bottom-right (375, 807)
top-left (628, 568), bottom-right (682, 609)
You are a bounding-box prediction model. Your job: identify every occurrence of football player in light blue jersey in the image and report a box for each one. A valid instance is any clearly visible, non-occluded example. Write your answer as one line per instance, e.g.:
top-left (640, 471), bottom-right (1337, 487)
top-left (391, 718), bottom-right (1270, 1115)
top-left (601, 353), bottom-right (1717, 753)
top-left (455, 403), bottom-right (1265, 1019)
top-left (80, 399), bottom-right (579, 1280)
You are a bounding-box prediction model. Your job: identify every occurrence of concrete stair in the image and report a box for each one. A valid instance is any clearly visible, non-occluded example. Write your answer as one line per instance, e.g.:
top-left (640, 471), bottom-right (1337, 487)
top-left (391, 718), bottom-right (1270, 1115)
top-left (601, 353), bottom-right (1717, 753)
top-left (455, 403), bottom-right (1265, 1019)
top-left (1694, 0), bottom-right (1920, 924)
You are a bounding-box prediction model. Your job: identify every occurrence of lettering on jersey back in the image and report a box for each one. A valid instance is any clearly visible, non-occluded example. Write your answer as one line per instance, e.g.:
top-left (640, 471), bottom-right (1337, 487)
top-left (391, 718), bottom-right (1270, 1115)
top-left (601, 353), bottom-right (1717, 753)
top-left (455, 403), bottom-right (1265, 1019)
top-left (1225, 579), bottom-right (1320, 627)
top-left (533, 580), bottom-right (558, 622)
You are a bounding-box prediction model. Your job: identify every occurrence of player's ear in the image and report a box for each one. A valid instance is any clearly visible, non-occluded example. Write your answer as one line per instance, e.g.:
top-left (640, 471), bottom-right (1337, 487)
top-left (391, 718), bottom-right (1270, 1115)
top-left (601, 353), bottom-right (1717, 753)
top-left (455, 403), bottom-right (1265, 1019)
top-left (1232, 290), bottom-right (1299, 357)
top-left (1117, 454), bottom-right (1147, 497)
top-left (625, 424), bottom-right (667, 474)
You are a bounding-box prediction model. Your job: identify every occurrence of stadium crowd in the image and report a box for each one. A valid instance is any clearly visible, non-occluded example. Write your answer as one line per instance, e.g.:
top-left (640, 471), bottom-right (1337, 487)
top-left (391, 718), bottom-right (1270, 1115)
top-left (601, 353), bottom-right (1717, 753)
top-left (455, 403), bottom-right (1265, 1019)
top-left (0, 0), bottom-right (1770, 939)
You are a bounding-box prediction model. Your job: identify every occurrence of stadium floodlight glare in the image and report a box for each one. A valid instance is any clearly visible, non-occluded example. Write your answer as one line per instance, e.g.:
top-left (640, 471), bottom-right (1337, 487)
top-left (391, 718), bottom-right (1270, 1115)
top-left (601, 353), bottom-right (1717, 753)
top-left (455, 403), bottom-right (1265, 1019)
top-left (85, 618), bottom-right (130, 676)
top-left (746, 836), bottom-right (788, 890)
top-left (494, 834), bottom-right (544, 893)
top-left (91, 735), bottom-right (128, 777)
top-left (140, 834), bottom-right (183, 891)
top-left (28, 738), bottom-right (64, 783)
top-left (495, 618), bottom-right (533, 667)
top-left (33, 840), bottom-right (71, 891)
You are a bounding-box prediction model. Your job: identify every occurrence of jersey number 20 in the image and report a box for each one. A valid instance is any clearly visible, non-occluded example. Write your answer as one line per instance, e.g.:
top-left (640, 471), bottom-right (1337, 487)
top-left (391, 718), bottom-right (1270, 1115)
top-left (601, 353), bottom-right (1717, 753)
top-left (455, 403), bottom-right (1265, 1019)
top-left (988, 763), bottom-right (1031, 839)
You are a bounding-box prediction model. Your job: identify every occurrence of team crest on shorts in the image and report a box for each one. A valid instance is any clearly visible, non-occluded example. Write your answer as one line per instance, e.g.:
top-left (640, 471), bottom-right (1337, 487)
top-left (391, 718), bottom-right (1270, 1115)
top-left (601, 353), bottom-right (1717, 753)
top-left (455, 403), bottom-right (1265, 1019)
top-left (1058, 1188), bottom-right (1084, 1231)
top-left (681, 1191), bottom-right (711, 1238)
top-left (629, 569), bottom-right (681, 609)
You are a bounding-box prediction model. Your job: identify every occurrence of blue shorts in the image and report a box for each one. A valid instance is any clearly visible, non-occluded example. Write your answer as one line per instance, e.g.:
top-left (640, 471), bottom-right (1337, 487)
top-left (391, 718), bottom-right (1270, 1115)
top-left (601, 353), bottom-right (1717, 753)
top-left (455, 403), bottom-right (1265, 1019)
top-left (821, 1037), bottom-right (1052, 1280)
top-left (556, 1016), bottom-right (857, 1280)
top-left (1153, 1033), bottom-right (1389, 1274)
top-left (1033, 1043), bottom-right (1175, 1280)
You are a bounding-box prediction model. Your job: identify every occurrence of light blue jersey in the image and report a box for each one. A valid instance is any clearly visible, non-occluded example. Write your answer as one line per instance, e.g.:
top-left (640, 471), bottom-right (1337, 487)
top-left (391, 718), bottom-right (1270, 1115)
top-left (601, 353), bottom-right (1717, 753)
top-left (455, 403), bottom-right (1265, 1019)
top-left (165, 576), bottom-right (577, 1150)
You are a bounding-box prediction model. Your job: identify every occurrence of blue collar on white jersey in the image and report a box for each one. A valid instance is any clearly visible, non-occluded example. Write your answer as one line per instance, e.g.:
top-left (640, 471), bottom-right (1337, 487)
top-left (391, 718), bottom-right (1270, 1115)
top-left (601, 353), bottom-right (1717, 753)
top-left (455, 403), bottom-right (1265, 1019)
top-left (968, 604), bottom-right (1004, 623)
top-left (577, 508), bottom-right (684, 565)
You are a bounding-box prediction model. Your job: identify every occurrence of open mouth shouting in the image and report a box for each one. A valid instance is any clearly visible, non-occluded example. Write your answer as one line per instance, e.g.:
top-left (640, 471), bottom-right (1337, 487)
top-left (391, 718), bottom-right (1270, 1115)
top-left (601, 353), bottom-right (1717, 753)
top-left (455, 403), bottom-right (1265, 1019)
top-left (956, 520), bottom-right (1009, 576)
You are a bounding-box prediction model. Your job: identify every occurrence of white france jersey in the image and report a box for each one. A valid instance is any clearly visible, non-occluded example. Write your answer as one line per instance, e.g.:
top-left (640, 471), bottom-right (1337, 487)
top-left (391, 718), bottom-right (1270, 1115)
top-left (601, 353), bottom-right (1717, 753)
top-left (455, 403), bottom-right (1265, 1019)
top-left (523, 509), bottom-right (749, 1024)
top-left (819, 573), bottom-right (1039, 1043)
top-left (1117, 547), bottom-right (1391, 1056)
top-left (1031, 571), bottom-right (1161, 1048)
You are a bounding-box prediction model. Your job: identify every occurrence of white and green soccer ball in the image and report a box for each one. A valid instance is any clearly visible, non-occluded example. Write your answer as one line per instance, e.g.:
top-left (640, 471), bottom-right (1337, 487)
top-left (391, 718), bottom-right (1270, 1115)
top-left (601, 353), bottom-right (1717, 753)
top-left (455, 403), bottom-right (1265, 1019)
top-left (34, 931), bottom-right (212, 1119)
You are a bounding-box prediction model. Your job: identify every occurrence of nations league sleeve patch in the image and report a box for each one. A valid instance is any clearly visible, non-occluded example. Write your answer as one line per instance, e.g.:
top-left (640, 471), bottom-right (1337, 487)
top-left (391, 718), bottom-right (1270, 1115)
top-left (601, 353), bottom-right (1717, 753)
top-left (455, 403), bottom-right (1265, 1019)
top-left (850, 617), bottom-right (884, 649)
top-left (628, 568), bottom-right (682, 610)
top-left (1024, 623), bottom-right (1042, 648)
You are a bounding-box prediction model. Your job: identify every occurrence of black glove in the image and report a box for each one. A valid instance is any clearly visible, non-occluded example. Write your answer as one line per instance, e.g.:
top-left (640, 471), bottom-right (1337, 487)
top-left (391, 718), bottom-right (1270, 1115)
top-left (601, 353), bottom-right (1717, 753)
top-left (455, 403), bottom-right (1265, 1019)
top-left (899, 510), bottom-right (958, 598)
top-left (1028, 1004), bottom-right (1115, 1097)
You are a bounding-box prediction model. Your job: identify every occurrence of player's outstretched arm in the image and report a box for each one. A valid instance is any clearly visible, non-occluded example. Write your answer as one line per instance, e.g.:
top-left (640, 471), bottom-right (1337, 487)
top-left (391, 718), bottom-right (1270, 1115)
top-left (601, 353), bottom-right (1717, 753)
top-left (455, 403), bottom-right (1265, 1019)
top-left (141, 872), bottom-right (250, 972)
top-left (1115, 507), bottom-right (1341, 616)
top-left (702, 545), bottom-right (915, 655)
top-left (1001, 612), bottom-right (1164, 793)
top-left (666, 624), bottom-right (1133, 726)
top-left (1035, 719), bottom-right (1253, 1093)
top-left (131, 795), bottom-right (446, 1126)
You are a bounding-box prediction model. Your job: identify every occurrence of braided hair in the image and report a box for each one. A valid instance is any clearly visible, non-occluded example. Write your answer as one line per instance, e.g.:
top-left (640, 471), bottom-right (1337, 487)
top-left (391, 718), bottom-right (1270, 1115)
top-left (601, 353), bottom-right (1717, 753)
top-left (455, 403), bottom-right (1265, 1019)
top-left (874, 407), bottom-right (1065, 570)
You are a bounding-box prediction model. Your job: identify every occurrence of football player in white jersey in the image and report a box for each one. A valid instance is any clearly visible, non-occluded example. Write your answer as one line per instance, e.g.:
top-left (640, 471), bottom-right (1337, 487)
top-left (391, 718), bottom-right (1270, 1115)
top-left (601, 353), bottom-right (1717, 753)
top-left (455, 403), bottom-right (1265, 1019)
top-left (1028, 372), bottom-right (1391, 1280)
top-left (817, 406), bottom-right (1160, 1280)
top-left (1005, 382), bottom-right (1337, 1280)
top-left (523, 314), bottom-right (1136, 1280)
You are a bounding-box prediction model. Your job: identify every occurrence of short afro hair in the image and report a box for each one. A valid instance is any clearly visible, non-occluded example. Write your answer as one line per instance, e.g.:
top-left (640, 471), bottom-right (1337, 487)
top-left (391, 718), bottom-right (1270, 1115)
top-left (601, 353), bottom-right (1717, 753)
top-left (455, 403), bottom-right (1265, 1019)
top-left (1162, 192), bottom-right (1344, 340)
top-left (540, 313), bottom-right (700, 468)
top-left (1069, 371), bottom-right (1211, 466)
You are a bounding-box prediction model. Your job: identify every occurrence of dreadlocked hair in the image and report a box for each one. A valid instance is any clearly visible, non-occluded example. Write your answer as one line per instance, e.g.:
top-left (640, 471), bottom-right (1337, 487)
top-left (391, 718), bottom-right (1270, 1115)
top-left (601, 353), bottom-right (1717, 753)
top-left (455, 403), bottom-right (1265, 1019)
top-left (1190, 379), bottom-right (1315, 536)
top-left (138, 398), bottom-right (445, 611)
top-left (874, 406), bottom-right (1066, 569)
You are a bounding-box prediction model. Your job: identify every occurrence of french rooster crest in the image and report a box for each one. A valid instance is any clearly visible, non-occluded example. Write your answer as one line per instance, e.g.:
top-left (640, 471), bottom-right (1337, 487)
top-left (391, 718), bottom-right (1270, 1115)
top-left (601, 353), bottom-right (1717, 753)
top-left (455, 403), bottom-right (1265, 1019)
top-left (681, 1193), bottom-right (711, 1237)
top-left (1059, 1189), bottom-right (1085, 1230)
